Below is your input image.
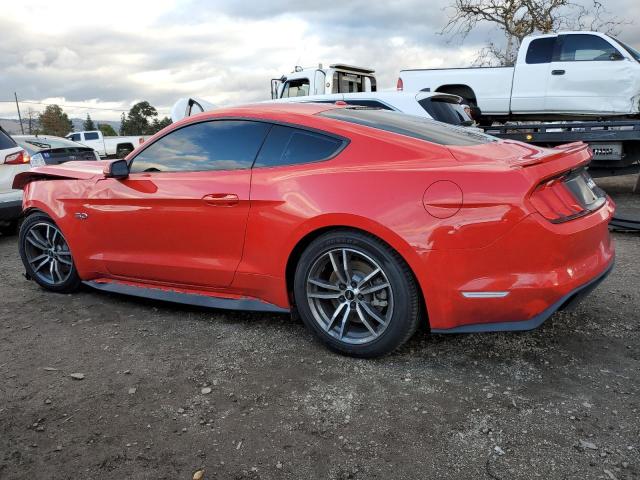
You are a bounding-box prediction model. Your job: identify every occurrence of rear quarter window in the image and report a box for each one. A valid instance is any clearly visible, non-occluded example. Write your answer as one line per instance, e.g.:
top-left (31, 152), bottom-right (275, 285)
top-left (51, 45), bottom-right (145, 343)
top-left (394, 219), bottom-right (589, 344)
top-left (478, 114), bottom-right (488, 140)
top-left (253, 125), bottom-right (345, 168)
top-left (319, 108), bottom-right (496, 146)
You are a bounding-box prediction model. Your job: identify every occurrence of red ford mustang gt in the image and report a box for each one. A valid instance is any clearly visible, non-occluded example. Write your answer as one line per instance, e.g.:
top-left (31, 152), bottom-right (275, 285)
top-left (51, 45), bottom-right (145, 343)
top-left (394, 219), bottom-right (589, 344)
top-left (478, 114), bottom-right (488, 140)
top-left (13, 103), bottom-right (614, 357)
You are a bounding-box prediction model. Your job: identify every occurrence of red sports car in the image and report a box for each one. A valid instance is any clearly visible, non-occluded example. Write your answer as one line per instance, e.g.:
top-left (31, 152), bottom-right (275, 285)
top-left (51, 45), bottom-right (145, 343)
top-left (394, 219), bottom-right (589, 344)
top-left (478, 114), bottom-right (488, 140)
top-left (14, 103), bottom-right (614, 357)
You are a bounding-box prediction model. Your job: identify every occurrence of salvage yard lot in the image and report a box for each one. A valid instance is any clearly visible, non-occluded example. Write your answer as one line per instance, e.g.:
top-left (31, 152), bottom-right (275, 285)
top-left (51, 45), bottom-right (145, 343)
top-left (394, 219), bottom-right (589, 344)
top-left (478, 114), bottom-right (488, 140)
top-left (0, 176), bottom-right (638, 480)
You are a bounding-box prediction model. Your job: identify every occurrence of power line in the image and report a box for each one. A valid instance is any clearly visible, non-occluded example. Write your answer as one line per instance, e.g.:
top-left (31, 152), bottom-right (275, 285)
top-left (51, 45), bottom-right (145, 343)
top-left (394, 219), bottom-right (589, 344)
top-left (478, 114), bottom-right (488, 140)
top-left (0, 100), bottom-right (169, 113)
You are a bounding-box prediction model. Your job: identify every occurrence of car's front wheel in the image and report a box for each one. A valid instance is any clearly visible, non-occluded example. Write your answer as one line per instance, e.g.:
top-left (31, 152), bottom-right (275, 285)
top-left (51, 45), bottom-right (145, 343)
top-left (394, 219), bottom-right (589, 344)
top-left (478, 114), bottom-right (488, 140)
top-left (19, 213), bottom-right (81, 293)
top-left (294, 230), bottom-right (421, 358)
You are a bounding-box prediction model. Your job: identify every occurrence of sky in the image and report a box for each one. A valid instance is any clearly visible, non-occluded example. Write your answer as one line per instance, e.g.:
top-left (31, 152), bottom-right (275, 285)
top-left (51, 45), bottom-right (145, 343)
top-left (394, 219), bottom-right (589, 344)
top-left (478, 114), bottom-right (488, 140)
top-left (1, 0), bottom-right (638, 121)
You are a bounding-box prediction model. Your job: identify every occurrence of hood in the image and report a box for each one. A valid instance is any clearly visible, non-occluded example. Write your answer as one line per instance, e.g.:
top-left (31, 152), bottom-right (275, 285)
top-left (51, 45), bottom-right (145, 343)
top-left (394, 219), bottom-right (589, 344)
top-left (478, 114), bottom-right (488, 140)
top-left (12, 160), bottom-right (110, 189)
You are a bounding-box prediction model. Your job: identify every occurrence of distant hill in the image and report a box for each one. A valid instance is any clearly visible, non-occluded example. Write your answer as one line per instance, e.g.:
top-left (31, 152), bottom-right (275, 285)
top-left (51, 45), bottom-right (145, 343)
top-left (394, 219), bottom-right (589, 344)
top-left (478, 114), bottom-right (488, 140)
top-left (0, 118), bottom-right (121, 136)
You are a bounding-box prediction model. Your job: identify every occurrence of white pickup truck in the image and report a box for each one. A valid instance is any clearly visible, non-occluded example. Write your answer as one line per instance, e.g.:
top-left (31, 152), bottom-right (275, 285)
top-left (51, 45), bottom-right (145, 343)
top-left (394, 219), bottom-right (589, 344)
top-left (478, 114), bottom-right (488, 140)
top-left (271, 64), bottom-right (377, 99)
top-left (66, 131), bottom-right (148, 158)
top-left (398, 31), bottom-right (640, 121)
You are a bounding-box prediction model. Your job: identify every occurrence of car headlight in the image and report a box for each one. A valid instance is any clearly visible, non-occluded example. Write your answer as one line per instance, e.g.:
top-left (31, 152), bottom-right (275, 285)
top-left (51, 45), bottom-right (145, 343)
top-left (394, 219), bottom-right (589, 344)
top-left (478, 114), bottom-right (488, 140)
top-left (94, 151), bottom-right (101, 161)
top-left (30, 153), bottom-right (45, 167)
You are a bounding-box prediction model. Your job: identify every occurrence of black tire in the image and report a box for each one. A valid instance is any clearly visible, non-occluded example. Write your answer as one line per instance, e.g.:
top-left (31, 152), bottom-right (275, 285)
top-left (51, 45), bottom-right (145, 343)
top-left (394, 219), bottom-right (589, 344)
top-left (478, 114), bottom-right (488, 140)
top-left (19, 212), bottom-right (81, 293)
top-left (293, 230), bottom-right (421, 358)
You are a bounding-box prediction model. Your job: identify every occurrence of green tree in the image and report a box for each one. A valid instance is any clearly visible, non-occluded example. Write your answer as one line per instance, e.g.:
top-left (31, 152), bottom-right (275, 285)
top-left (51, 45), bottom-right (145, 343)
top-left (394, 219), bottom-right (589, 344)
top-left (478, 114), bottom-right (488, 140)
top-left (38, 105), bottom-right (73, 137)
top-left (148, 116), bottom-right (172, 134)
top-left (83, 114), bottom-right (96, 131)
top-left (97, 123), bottom-right (118, 136)
top-left (120, 101), bottom-right (158, 135)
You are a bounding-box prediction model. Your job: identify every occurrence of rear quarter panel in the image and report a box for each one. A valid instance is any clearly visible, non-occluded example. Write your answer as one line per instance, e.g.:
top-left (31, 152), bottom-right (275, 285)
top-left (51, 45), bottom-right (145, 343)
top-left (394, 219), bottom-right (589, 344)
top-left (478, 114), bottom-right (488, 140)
top-left (236, 124), bottom-right (532, 309)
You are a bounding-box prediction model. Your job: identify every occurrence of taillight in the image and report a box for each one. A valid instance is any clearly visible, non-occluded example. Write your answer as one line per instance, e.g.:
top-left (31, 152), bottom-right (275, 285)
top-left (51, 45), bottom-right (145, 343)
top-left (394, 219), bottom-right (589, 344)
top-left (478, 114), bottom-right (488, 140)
top-left (396, 77), bottom-right (403, 91)
top-left (5, 150), bottom-right (30, 165)
top-left (530, 170), bottom-right (605, 223)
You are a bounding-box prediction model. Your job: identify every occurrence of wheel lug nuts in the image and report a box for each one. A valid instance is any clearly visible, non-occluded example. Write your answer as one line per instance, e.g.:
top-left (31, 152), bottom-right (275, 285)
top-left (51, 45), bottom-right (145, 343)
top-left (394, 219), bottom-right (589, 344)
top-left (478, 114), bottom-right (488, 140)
top-left (358, 294), bottom-right (364, 300)
top-left (351, 281), bottom-right (357, 288)
top-left (350, 301), bottom-right (356, 308)
top-left (339, 283), bottom-right (346, 290)
top-left (339, 296), bottom-right (345, 302)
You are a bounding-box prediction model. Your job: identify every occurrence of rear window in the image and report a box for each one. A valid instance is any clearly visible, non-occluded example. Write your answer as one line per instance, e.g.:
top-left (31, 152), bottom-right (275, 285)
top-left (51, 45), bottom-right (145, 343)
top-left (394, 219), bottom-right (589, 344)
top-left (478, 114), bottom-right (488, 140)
top-left (84, 132), bottom-right (99, 140)
top-left (254, 125), bottom-right (345, 168)
top-left (526, 37), bottom-right (556, 64)
top-left (418, 97), bottom-right (469, 125)
top-left (0, 127), bottom-right (17, 150)
top-left (319, 108), bottom-right (496, 146)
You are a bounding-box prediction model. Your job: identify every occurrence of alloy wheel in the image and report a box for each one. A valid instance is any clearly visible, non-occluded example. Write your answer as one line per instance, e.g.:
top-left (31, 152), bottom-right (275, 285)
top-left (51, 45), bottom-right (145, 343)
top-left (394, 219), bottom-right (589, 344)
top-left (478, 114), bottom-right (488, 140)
top-left (306, 248), bottom-right (394, 344)
top-left (23, 222), bottom-right (74, 286)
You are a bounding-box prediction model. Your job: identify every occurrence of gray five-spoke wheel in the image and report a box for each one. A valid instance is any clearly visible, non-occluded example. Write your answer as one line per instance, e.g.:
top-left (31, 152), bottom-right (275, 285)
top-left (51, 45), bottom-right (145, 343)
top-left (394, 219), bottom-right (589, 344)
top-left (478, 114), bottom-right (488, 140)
top-left (306, 248), bottom-right (394, 345)
top-left (24, 222), bottom-right (73, 286)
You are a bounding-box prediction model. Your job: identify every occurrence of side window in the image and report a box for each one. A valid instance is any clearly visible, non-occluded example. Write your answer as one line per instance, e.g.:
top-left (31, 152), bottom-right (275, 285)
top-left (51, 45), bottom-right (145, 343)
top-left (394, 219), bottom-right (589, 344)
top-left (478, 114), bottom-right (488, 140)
top-left (129, 120), bottom-right (270, 173)
top-left (254, 125), bottom-right (344, 168)
top-left (526, 37), bottom-right (556, 64)
top-left (282, 79), bottom-right (310, 98)
top-left (557, 34), bottom-right (620, 61)
top-left (70, 133), bottom-right (81, 142)
top-left (84, 132), bottom-right (99, 140)
top-left (343, 100), bottom-right (393, 110)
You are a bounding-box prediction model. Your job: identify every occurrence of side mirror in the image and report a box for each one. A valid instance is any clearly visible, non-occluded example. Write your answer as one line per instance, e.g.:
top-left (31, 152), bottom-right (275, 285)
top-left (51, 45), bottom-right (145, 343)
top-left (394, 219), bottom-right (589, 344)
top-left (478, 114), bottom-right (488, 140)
top-left (610, 51), bottom-right (624, 61)
top-left (103, 159), bottom-right (129, 179)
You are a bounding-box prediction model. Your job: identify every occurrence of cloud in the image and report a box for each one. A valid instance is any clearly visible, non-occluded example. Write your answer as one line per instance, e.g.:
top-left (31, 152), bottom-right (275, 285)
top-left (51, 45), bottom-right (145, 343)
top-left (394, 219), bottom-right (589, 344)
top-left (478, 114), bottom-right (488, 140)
top-left (0, 0), bottom-right (637, 121)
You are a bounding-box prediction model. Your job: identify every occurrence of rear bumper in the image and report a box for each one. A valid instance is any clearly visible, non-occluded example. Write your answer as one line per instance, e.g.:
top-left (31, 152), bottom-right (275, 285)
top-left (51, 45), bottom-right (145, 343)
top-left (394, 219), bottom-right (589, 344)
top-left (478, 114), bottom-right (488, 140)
top-left (431, 260), bottom-right (613, 333)
top-left (422, 198), bottom-right (615, 331)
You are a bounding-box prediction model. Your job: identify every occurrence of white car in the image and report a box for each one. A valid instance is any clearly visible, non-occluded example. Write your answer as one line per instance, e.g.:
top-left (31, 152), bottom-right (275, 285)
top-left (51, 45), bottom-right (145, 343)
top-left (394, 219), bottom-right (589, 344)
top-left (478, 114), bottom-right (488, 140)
top-left (269, 91), bottom-right (474, 126)
top-left (0, 126), bottom-right (30, 235)
top-left (398, 31), bottom-right (640, 121)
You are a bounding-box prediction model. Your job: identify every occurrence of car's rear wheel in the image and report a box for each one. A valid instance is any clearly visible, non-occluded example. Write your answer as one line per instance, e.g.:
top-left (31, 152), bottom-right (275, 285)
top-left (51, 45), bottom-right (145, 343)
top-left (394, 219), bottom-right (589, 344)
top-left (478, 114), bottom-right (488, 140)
top-left (19, 213), bottom-right (81, 293)
top-left (293, 230), bottom-right (421, 358)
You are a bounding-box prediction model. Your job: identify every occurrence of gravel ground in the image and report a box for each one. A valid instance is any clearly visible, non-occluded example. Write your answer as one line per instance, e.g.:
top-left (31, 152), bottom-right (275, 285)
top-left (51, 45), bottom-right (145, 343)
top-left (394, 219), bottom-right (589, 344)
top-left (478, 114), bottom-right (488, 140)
top-left (0, 175), bottom-right (638, 480)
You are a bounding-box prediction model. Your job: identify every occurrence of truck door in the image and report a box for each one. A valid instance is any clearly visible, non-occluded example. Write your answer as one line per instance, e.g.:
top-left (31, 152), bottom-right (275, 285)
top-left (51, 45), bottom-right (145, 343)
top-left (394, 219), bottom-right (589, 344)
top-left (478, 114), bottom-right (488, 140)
top-left (546, 33), bottom-right (633, 114)
top-left (510, 36), bottom-right (556, 113)
top-left (280, 78), bottom-right (310, 98)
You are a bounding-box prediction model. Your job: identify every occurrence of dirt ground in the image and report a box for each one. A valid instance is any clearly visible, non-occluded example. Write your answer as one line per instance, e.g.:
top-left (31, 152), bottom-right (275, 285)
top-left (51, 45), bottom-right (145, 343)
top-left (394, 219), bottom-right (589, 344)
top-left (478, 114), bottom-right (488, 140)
top-left (0, 175), bottom-right (638, 480)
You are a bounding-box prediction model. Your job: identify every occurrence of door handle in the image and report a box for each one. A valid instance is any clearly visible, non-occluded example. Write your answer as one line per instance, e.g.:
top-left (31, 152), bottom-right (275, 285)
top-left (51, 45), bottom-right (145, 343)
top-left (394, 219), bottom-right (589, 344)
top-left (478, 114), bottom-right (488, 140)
top-left (202, 193), bottom-right (239, 206)
top-left (551, 69), bottom-right (565, 75)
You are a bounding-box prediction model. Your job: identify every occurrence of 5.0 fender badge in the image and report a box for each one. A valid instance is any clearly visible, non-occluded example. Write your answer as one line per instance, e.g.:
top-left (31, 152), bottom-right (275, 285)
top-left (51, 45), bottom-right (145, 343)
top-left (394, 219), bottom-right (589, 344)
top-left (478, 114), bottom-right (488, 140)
top-left (74, 212), bottom-right (89, 220)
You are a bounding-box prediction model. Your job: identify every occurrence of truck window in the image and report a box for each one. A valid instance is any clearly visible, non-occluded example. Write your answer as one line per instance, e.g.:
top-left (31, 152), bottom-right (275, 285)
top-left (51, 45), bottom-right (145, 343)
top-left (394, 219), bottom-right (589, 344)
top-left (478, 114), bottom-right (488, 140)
top-left (556, 34), bottom-right (620, 61)
top-left (282, 79), bottom-right (310, 98)
top-left (84, 132), bottom-right (99, 140)
top-left (525, 37), bottom-right (556, 64)
top-left (70, 133), bottom-right (81, 142)
top-left (332, 72), bottom-right (377, 94)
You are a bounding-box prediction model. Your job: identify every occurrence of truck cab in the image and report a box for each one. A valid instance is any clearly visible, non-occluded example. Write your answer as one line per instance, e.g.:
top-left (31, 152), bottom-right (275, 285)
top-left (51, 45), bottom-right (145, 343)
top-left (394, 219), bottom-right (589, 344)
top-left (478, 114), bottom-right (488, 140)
top-left (271, 64), bottom-right (377, 99)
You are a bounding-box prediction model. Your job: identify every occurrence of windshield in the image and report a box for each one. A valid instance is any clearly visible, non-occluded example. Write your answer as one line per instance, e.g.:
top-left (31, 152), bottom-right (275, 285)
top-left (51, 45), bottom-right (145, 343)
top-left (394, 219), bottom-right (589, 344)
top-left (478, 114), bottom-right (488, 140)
top-left (15, 136), bottom-right (87, 154)
top-left (319, 108), bottom-right (496, 146)
top-left (612, 37), bottom-right (640, 61)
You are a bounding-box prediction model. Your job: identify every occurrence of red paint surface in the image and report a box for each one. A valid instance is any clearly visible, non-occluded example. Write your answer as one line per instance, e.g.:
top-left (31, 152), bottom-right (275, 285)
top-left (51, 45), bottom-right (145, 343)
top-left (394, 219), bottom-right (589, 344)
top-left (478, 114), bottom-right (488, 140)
top-left (15, 103), bottom-right (615, 330)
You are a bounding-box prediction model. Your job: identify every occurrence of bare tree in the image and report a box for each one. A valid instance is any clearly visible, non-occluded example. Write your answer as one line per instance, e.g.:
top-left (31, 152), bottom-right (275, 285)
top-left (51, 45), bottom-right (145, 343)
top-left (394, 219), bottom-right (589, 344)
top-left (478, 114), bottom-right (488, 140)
top-left (442, 0), bottom-right (630, 66)
top-left (25, 107), bottom-right (39, 135)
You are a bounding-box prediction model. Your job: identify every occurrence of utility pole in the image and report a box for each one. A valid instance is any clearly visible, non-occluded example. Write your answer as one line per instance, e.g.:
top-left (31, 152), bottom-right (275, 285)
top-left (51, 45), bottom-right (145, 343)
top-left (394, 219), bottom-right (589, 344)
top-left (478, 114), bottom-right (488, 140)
top-left (14, 92), bottom-right (24, 134)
